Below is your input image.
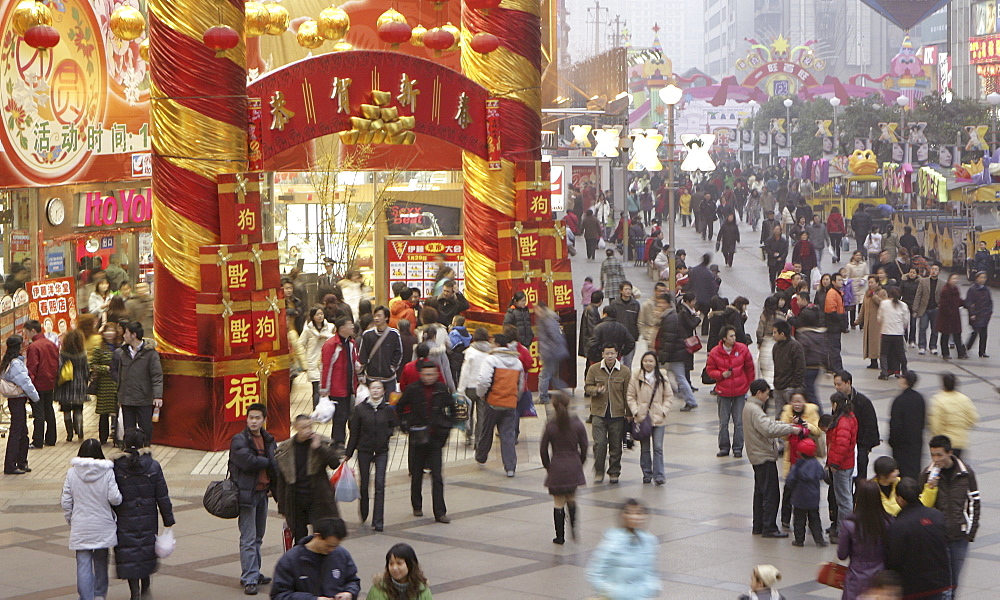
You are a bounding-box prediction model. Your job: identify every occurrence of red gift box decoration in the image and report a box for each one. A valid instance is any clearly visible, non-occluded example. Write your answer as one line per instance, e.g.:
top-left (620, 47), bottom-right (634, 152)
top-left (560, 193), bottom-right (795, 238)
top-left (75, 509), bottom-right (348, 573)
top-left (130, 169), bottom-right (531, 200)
top-left (496, 259), bottom-right (574, 311)
top-left (251, 289), bottom-right (287, 353)
top-left (497, 219), bottom-right (570, 261)
top-left (196, 292), bottom-right (255, 356)
top-left (515, 161), bottom-right (552, 221)
top-left (199, 242), bottom-right (280, 294)
top-left (218, 173), bottom-right (264, 245)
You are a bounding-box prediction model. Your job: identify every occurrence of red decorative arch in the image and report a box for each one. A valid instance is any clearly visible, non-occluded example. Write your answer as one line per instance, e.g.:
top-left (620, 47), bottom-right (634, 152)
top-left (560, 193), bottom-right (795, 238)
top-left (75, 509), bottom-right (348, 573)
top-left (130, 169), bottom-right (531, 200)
top-left (742, 61), bottom-right (820, 88)
top-left (246, 50), bottom-right (490, 161)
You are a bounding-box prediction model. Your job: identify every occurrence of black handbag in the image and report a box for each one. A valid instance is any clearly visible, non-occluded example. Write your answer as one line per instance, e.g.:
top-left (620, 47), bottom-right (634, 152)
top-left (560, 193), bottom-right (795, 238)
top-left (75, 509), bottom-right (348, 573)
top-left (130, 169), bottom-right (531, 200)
top-left (203, 470), bottom-right (240, 519)
top-left (630, 378), bottom-right (658, 442)
top-left (408, 425), bottom-right (431, 446)
top-left (701, 367), bottom-right (716, 385)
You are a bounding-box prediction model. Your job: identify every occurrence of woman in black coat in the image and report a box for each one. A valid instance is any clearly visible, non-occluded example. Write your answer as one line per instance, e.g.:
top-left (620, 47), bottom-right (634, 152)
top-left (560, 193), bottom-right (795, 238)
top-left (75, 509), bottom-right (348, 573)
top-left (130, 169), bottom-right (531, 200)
top-left (539, 391), bottom-right (588, 545)
top-left (503, 291), bottom-right (534, 345)
top-left (113, 428), bottom-right (175, 600)
top-left (715, 213), bottom-right (741, 267)
top-left (722, 297), bottom-right (752, 345)
top-left (887, 371), bottom-right (925, 480)
top-left (345, 380), bottom-right (397, 532)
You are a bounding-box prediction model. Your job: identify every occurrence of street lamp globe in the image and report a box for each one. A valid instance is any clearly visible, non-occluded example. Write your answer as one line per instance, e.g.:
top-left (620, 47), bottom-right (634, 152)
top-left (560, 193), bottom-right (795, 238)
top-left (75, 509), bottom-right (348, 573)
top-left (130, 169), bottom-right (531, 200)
top-left (988, 92), bottom-right (1000, 106)
top-left (896, 95), bottom-right (909, 108)
top-left (829, 97), bottom-right (841, 107)
top-left (783, 98), bottom-right (793, 108)
top-left (659, 84), bottom-right (683, 106)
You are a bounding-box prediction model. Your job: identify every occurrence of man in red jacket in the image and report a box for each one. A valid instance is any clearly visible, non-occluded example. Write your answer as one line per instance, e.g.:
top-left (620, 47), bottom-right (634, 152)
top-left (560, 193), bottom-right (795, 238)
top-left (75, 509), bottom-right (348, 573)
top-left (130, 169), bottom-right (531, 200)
top-left (24, 320), bottom-right (58, 448)
top-left (707, 325), bottom-right (755, 458)
top-left (319, 316), bottom-right (357, 446)
top-left (825, 391), bottom-right (858, 543)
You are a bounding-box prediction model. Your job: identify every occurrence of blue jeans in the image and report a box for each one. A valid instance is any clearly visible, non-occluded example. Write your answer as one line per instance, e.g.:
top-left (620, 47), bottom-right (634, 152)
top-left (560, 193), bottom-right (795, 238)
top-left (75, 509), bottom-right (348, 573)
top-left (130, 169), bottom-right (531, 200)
top-left (919, 308), bottom-right (939, 350)
top-left (832, 469), bottom-right (854, 533)
top-left (622, 349), bottom-right (635, 371)
top-left (803, 368), bottom-right (822, 412)
top-left (238, 490), bottom-right (269, 585)
top-left (717, 395), bottom-right (745, 453)
top-left (666, 361), bottom-right (697, 407)
top-left (76, 548), bottom-right (109, 600)
top-left (948, 538), bottom-right (969, 592)
top-left (538, 359), bottom-right (562, 403)
top-left (638, 425), bottom-right (665, 482)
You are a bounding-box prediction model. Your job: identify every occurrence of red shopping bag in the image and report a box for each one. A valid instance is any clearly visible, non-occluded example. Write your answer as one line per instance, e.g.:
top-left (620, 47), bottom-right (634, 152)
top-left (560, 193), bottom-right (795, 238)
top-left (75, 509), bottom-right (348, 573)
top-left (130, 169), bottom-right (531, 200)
top-left (329, 462), bottom-right (347, 487)
top-left (282, 521), bottom-right (294, 552)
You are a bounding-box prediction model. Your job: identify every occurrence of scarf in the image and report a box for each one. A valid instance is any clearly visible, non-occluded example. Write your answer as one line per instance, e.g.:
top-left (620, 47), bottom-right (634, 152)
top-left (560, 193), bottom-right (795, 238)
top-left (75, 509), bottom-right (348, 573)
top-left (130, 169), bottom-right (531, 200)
top-left (367, 394), bottom-right (384, 409)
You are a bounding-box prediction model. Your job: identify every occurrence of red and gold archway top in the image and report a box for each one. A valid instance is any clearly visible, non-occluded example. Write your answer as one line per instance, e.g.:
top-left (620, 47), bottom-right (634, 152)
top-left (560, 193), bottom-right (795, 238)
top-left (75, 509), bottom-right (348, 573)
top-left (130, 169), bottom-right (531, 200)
top-left (246, 50), bottom-right (489, 163)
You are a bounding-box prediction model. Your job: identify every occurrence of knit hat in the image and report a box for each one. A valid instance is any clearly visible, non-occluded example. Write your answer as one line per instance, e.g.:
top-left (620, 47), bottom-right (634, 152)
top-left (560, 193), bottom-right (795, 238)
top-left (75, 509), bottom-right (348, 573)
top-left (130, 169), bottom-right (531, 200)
top-left (797, 437), bottom-right (817, 457)
top-left (754, 564), bottom-right (781, 587)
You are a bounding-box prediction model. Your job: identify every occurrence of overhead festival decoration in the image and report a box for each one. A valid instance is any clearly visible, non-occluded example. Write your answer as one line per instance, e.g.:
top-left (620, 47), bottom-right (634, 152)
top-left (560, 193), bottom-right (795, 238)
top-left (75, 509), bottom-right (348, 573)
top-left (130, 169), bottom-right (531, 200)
top-left (859, 0), bottom-right (951, 31)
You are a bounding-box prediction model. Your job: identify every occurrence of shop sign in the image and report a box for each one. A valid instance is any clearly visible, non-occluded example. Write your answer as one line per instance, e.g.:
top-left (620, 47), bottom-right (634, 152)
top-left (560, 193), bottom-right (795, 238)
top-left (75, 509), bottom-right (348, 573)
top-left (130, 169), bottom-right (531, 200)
top-left (385, 202), bottom-right (462, 236)
top-left (78, 188), bottom-right (153, 227)
top-left (47, 253), bottom-right (65, 274)
top-left (26, 277), bottom-right (77, 334)
top-left (970, 34), bottom-right (1000, 64)
top-left (9, 229), bottom-right (30, 252)
top-left (224, 374), bottom-right (261, 422)
top-left (550, 166), bottom-right (565, 212)
top-left (131, 153), bottom-right (152, 178)
top-left (386, 237), bottom-right (464, 299)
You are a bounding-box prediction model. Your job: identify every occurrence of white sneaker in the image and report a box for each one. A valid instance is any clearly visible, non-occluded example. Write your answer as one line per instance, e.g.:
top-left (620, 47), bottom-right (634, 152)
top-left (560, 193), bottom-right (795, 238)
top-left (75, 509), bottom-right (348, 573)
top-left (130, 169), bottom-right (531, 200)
top-left (918, 348), bottom-right (926, 355)
top-left (931, 348), bottom-right (939, 355)
top-left (909, 342), bottom-right (916, 348)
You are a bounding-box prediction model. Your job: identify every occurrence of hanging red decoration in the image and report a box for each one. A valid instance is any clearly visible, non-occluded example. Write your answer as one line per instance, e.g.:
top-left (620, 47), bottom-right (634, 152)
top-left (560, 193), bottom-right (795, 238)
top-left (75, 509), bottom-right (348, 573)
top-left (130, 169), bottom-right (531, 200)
top-left (469, 31), bottom-right (499, 54)
top-left (465, 0), bottom-right (501, 11)
top-left (423, 27), bottom-right (454, 55)
top-left (23, 24), bottom-right (59, 49)
top-left (203, 25), bottom-right (239, 56)
top-left (378, 20), bottom-right (412, 46)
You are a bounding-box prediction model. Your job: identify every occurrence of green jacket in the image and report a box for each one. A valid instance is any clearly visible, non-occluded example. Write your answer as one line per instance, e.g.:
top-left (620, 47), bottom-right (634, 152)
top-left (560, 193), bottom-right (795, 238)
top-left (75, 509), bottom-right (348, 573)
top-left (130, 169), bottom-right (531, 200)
top-left (584, 360), bottom-right (631, 418)
top-left (365, 579), bottom-right (433, 600)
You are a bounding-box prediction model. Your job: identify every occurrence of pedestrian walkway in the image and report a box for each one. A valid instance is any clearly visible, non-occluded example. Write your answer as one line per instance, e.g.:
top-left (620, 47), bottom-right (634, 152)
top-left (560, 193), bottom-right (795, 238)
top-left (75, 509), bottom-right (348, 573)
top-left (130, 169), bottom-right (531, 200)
top-left (1, 216), bottom-right (998, 598)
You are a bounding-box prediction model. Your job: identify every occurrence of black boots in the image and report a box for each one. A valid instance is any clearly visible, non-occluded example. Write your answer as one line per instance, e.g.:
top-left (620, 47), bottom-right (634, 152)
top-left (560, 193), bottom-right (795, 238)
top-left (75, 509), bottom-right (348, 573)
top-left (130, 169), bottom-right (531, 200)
top-left (128, 577), bottom-right (151, 600)
top-left (553, 508), bottom-right (565, 544)
top-left (567, 502), bottom-right (578, 541)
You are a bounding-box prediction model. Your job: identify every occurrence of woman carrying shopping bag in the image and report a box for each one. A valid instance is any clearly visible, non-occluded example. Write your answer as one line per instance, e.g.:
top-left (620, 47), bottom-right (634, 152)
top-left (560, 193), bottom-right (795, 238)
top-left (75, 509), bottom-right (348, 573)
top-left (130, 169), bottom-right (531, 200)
top-left (55, 329), bottom-right (91, 443)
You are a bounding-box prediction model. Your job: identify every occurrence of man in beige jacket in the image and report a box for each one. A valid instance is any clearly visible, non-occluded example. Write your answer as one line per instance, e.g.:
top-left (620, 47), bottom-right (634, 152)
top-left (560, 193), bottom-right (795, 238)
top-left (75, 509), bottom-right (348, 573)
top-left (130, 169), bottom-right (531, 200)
top-left (743, 379), bottom-right (798, 538)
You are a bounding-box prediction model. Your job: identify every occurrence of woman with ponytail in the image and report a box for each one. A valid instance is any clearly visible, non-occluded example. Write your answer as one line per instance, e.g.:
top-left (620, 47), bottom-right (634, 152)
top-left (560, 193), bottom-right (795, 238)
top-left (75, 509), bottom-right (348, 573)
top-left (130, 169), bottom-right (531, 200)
top-left (112, 428), bottom-right (175, 600)
top-left (539, 390), bottom-right (588, 544)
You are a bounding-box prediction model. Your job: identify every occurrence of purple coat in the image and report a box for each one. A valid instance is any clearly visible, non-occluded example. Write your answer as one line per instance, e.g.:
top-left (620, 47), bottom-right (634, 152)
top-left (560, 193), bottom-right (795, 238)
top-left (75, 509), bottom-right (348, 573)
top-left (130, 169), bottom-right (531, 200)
top-left (935, 283), bottom-right (964, 335)
top-left (837, 514), bottom-right (891, 600)
top-left (540, 417), bottom-right (588, 493)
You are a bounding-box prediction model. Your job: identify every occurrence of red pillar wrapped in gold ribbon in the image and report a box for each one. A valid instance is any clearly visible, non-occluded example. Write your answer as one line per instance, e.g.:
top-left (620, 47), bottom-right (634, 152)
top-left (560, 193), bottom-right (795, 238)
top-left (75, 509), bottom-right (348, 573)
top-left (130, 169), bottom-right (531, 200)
top-left (460, 0), bottom-right (543, 312)
top-left (148, 0), bottom-right (289, 448)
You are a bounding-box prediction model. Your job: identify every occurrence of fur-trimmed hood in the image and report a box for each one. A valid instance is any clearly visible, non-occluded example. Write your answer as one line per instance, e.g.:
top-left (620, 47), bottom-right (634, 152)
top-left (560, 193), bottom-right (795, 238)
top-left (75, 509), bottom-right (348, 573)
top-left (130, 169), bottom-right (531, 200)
top-left (69, 456), bottom-right (115, 482)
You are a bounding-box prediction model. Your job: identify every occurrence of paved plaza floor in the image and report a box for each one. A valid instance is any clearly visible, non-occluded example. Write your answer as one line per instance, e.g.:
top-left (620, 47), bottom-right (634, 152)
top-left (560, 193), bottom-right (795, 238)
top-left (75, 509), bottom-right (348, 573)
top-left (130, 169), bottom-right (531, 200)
top-left (1, 216), bottom-right (999, 599)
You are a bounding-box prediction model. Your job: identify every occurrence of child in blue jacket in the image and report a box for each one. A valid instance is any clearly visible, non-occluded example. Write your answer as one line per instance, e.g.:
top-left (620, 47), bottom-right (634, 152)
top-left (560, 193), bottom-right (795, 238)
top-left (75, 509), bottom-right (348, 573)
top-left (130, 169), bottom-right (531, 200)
top-left (786, 437), bottom-right (828, 547)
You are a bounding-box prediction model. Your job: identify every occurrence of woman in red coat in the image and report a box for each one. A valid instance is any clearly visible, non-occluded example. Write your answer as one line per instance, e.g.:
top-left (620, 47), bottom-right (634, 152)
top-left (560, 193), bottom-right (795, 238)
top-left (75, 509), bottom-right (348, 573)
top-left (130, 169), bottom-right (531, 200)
top-left (826, 207), bottom-right (846, 262)
top-left (935, 273), bottom-right (968, 359)
top-left (792, 231), bottom-right (818, 285)
top-left (706, 325), bottom-right (755, 458)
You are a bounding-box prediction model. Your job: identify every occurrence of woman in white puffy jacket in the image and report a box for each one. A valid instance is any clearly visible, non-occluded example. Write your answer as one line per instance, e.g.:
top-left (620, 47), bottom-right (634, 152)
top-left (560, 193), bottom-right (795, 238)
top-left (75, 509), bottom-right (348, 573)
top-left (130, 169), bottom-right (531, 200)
top-left (299, 307), bottom-right (336, 408)
top-left (61, 439), bottom-right (123, 600)
top-left (458, 328), bottom-right (493, 446)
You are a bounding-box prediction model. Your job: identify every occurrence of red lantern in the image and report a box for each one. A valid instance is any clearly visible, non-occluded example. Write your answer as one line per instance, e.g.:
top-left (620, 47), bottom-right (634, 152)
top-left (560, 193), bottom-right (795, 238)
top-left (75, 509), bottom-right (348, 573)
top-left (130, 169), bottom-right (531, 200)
top-left (465, 0), bottom-right (502, 10)
top-left (423, 27), bottom-right (454, 54)
top-left (469, 32), bottom-right (499, 53)
top-left (377, 20), bottom-right (412, 46)
top-left (24, 24), bottom-right (59, 49)
top-left (203, 25), bottom-right (239, 56)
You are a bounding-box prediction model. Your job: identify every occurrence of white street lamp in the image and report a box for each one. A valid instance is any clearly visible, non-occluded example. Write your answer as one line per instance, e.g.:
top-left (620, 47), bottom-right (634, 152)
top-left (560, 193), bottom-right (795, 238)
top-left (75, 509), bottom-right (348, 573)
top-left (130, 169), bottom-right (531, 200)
top-left (783, 98), bottom-right (793, 158)
top-left (658, 83), bottom-right (682, 291)
top-left (988, 93), bottom-right (1000, 148)
top-left (830, 97), bottom-right (841, 155)
top-left (896, 95), bottom-right (910, 108)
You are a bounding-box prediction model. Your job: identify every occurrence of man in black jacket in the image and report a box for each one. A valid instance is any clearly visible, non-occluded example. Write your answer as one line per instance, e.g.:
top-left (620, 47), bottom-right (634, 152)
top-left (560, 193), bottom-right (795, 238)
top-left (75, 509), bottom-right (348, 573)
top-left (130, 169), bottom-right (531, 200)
top-left (771, 320), bottom-right (805, 418)
top-left (228, 403), bottom-right (277, 595)
top-left (834, 370), bottom-right (879, 479)
top-left (435, 279), bottom-right (469, 326)
top-left (588, 306), bottom-right (635, 365)
top-left (888, 370), bottom-right (925, 479)
top-left (887, 478), bottom-right (952, 600)
top-left (270, 517), bottom-right (361, 600)
top-left (763, 226), bottom-right (788, 293)
top-left (656, 293), bottom-right (700, 411)
top-left (852, 207), bottom-right (872, 253)
top-left (578, 290), bottom-right (603, 366)
top-left (357, 306), bottom-right (403, 393)
top-left (759, 211), bottom-right (779, 259)
top-left (118, 322), bottom-right (163, 445)
top-left (396, 361), bottom-right (455, 523)
top-left (609, 281), bottom-right (640, 368)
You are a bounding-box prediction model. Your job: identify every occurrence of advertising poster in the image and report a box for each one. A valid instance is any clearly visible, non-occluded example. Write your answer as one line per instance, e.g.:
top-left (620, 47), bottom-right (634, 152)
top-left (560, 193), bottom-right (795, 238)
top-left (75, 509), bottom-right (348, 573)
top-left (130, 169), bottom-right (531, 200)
top-left (385, 202), bottom-right (462, 236)
top-left (386, 238), bottom-right (465, 299)
top-left (550, 166), bottom-right (565, 212)
top-left (26, 277), bottom-right (77, 338)
top-left (571, 165), bottom-right (598, 189)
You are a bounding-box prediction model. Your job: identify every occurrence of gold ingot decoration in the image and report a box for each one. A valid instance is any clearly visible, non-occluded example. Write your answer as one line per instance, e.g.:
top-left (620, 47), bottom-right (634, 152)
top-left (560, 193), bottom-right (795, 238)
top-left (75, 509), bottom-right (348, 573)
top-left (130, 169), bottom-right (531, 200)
top-left (317, 6), bottom-right (350, 40)
top-left (376, 7), bottom-right (405, 29)
top-left (358, 131), bottom-right (374, 144)
top-left (370, 118), bottom-right (385, 130)
top-left (441, 22), bottom-right (460, 51)
top-left (245, 2), bottom-right (270, 37)
top-left (372, 130), bottom-right (386, 144)
top-left (265, 2), bottom-right (290, 35)
top-left (384, 121), bottom-right (404, 136)
top-left (350, 117), bottom-right (371, 130)
top-left (333, 41), bottom-right (353, 51)
top-left (381, 106), bottom-right (398, 121)
top-left (411, 24), bottom-right (426, 47)
top-left (296, 19), bottom-right (324, 49)
top-left (12, 0), bottom-right (52, 37)
top-left (360, 104), bottom-right (382, 119)
top-left (398, 115), bottom-right (415, 129)
top-left (402, 131), bottom-right (416, 144)
top-left (371, 90), bottom-right (392, 106)
top-left (339, 130), bottom-right (359, 144)
top-left (139, 38), bottom-right (150, 62)
top-left (110, 5), bottom-right (146, 41)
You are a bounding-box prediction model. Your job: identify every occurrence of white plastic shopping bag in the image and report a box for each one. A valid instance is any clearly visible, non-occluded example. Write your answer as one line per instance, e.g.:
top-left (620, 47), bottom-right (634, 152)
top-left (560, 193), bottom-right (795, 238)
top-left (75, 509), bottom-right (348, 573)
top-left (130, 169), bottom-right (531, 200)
top-left (334, 464), bottom-right (360, 502)
top-left (154, 527), bottom-right (176, 558)
top-left (311, 396), bottom-right (336, 423)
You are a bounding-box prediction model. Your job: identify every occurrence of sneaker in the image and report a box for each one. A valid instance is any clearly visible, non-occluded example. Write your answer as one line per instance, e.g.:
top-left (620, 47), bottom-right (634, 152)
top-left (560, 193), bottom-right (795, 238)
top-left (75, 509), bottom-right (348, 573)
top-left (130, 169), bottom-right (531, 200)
top-left (717, 451), bottom-right (730, 457)
top-left (981, 354), bottom-right (990, 358)
top-left (761, 531), bottom-right (789, 538)
top-left (257, 576), bottom-right (272, 585)
top-left (655, 478), bottom-right (665, 486)
top-left (609, 477), bottom-right (619, 484)
top-left (643, 478), bottom-right (652, 484)
top-left (791, 540), bottom-right (804, 547)
top-left (909, 342), bottom-right (916, 348)
top-left (931, 348), bottom-right (938, 355)
top-left (595, 473), bottom-right (605, 483)
top-left (244, 584), bottom-right (258, 595)
top-left (816, 539), bottom-right (829, 547)
top-left (505, 470), bottom-right (515, 477)
top-left (733, 451), bottom-right (742, 458)
top-left (679, 404), bottom-right (695, 412)
top-left (918, 348), bottom-right (926, 355)
top-left (28, 444), bottom-right (42, 450)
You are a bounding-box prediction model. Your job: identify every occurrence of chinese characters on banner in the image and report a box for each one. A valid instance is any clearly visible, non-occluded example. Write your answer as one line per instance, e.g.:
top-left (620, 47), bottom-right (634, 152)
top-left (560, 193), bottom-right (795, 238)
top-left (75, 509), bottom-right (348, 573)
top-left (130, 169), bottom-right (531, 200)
top-left (247, 98), bottom-right (264, 171)
top-left (386, 238), bottom-right (464, 299)
top-left (225, 374), bottom-right (261, 422)
top-left (26, 277), bottom-right (77, 337)
top-left (486, 98), bottom-right (502, 170)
